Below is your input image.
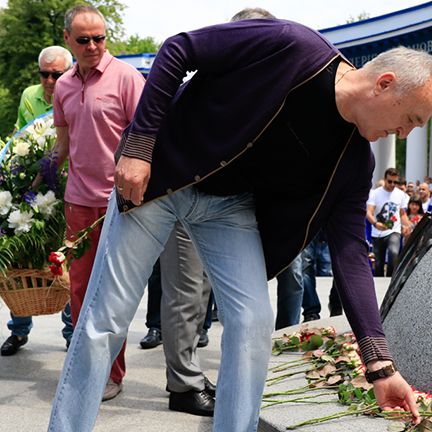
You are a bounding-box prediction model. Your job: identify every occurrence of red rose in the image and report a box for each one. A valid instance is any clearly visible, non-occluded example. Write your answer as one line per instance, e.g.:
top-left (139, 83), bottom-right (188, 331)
top-left (49, 251), bottom-right (66, 265)
top-left (49, 264), bottom-right (63, 276)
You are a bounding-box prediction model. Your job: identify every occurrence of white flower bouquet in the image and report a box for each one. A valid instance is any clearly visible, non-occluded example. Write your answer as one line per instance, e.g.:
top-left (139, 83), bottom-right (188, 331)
top-left (0, 113), bottom-right (70, 316)
top-left (0, 113), bottom-right (66, 272)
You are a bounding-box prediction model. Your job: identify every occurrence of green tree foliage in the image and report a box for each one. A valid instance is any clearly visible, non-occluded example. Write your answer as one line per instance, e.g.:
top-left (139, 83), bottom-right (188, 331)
top-left (107, 34), bottom-right (160, 55)
top-left (0, 86), bottom-right (15, 140)
top-left (86, 0), bottom-right (126, 41)
top-left (346, 12), bottom-right (371, 24)
top-left (0, 0), bottom-right (125, 137)
top-left (396, 137), bottom-right (407, 176)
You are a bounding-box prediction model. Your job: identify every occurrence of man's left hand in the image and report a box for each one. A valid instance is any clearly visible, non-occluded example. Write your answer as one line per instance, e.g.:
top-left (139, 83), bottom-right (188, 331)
top-left (373, 372), bottom-right (420, 424)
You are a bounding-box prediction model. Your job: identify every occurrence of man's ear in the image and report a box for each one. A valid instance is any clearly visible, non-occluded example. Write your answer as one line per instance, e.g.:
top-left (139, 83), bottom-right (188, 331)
top-left (64, 29), bottom-right (70, 46)
top-left (374, 72), bottom-right (396, 95)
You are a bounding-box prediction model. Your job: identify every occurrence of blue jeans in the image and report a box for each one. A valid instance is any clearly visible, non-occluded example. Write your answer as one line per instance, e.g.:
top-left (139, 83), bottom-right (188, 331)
top-left (301, 239), bottom-right (322, 316)
top-left (7, 303), bottom-right (73, 343)
top-left (315, 240), bottom-right (332, 276)
top-left (372, 232), bottom-right (401, 277)
top-left (49, 187), bottom-right (274, 432)
top-left (275, 253), bottom-right (303, 329)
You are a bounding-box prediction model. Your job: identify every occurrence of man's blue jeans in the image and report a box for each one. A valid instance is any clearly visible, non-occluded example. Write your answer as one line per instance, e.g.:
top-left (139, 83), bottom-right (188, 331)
top-left (48, 187), bottom-right (274, 432)
top-left (301, 239), bottom-right (321, 316)
top-left (7, 303), bottom-right (73, 343)
top-left (301, 235), bottom-right (332, 317)
top-left (275, 253), bottom-right (303, 329)
top-left (372, 232), bottom-right (401, 277)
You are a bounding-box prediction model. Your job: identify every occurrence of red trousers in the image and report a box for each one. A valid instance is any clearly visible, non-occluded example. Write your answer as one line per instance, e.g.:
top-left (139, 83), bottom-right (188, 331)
top-left (65, 202), bottom-right (126, 384)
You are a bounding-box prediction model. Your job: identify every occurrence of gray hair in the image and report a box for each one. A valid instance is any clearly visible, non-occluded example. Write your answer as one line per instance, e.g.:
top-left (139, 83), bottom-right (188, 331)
top-left (230, 7), bottom-right (276, 22)
top-left (363, 46), bottom-right (432, 94)
top-left (64, 4), bottom-right (107, 33)
top-left (38, 46), bottom-right (73, 70)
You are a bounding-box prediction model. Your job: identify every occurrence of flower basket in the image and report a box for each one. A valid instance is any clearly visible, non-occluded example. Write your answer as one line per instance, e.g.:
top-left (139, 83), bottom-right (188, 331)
top-left (0, 268), bottom-right (69, 316)
top-left (0, 111), bottom-right (70, 316)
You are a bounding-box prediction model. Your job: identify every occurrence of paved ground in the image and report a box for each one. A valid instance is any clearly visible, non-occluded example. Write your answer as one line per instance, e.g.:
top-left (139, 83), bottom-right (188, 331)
top-left (0, 277), bottom-right (390, 431)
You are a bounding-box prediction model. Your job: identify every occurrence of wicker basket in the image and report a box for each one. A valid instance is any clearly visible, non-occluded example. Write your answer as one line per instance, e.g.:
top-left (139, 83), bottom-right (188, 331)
top-left (0, 268), bottom-right (70, 316)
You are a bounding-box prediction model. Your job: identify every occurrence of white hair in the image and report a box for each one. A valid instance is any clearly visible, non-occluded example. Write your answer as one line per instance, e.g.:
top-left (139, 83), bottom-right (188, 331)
top-left (363, 46), bottom-right (432, 94)
top-left (38, 46), bottom-right (73, 70)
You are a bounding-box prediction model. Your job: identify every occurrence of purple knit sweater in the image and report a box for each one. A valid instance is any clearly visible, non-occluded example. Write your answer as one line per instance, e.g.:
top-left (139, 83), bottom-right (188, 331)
top-left (116, 19), bottom-right (392, 365)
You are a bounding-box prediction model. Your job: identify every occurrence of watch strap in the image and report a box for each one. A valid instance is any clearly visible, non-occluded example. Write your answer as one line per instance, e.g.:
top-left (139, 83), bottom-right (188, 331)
top-left (365, 363), bottom-right (397, 383)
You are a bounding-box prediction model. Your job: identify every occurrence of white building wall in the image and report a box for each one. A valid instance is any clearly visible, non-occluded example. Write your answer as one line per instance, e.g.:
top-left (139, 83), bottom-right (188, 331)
top-left (406, 125), bottom-right (428, 183)
top-left (370, 135), bottom-right (396, 186)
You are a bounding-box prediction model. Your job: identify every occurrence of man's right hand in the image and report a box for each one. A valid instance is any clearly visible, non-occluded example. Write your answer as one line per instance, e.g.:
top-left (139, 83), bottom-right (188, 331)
top-left (115, 156), bottom-right (151, 206)
top-left (375, 222), bottom-right (387, 231)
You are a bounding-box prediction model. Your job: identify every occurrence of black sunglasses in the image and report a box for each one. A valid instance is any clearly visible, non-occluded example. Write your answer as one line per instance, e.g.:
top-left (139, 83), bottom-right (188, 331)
top-left (386, 179), bottom-right (399, 185)
top-left (75, 35), bottom-right (106, 45)
top-left (39, 70), bottom-right (63, 80)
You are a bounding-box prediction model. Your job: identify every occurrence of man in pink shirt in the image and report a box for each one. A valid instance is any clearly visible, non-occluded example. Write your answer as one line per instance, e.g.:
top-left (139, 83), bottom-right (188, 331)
top-left (52, 4), bottom-right (144, 401)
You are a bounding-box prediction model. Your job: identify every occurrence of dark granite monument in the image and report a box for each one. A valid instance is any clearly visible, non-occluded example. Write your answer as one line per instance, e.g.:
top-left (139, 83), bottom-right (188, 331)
top-left (381, 214), bottom-right (432, 391)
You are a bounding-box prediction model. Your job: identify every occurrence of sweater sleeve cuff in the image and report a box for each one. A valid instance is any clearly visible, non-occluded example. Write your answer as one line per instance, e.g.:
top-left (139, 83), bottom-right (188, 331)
top-left (358, 336), bottom-right (394, 365)
top-left (122, 131), bottom-right (155, 163)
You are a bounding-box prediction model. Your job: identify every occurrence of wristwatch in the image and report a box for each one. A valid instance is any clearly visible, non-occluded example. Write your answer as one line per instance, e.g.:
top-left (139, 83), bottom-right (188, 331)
top-left (365, 363), bottom-right (398, 383)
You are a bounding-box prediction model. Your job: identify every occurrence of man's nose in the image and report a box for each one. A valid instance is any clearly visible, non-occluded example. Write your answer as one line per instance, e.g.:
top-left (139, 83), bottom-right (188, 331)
top-left (86, 40), bottom-right (98, 50)
top-left (397, 126), bottom-right (415, 139)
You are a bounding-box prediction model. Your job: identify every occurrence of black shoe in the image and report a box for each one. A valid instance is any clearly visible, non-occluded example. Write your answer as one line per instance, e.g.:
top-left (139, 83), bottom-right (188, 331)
top-left (169, 389), bottom-right (214, 417)
top-left (197, 329), bottom-right (209, 348)
top-left (203, 376), bottom-right (216, 398)
top-left (1, 335), bottom-right (28, 356)
top-left (140, 328), bottom-right (162, 349)
top-left (166, 376), bottom-right (216, 398)
top-left (303, 313), bottom-right (320, 323)
top-left (211, 309), bottom-right (219, 322)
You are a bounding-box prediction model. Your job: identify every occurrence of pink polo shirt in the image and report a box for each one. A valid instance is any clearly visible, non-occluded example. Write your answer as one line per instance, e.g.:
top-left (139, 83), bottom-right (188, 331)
top-left (54, 51), bottom-right (144, 207)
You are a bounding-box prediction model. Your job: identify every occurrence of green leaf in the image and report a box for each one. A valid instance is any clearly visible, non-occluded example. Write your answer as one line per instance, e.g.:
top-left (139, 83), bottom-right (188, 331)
top-left (365, 388), bottom-right (376, 403)
top-left (290, 336), bottom-right (300, 346)
top-left (309, 335), bottom-right (323, 348)
top-left (354, 388), bottom-right (364, 400)
top-left (387, 423), bottom-right (407, 432)
top-left (33, 219), bottom-right (45, 230)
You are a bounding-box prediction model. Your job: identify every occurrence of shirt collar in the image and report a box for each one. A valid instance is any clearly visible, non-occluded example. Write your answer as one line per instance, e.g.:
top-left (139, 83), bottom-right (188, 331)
top-left (35, 84), bottom-right (47, 102)
top-left (72, 50), bottom-right (113, 77)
